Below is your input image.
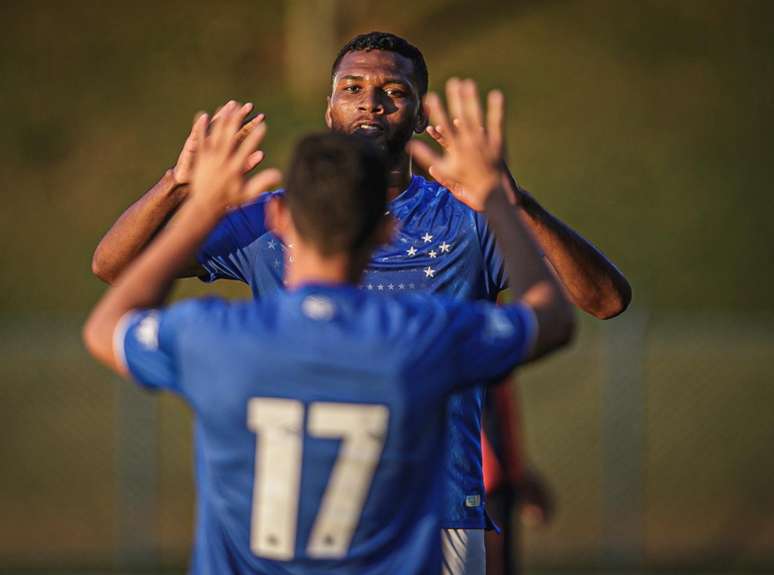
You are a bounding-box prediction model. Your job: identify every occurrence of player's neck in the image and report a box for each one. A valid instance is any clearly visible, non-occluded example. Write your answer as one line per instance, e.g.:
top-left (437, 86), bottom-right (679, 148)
top-left (387, 152), bottom-right (412, 201)
top-left (284, 244), bottom-right (360, 290)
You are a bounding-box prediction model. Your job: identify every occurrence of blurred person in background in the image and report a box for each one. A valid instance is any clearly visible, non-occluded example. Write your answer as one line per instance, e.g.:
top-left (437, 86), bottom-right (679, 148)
top-left (91, 32), bottom-right (630, 575)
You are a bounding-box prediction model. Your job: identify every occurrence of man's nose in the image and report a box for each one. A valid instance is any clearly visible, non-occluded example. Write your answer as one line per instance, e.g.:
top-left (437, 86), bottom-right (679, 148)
top-left (358, 89), bottom-right (384, 113)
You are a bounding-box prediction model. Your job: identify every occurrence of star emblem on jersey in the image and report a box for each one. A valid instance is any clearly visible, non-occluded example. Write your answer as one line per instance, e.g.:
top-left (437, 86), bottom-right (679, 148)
top-left (422, 233), bottom-right (433, 243)
top-left (424, 267), bottom-right (435, 278)
top-left (406, 246), bottom-right (417, 257)
top-left (439, 242), bottom-right (451, 253)
top-left (429, 250), bottom-right (437, 259)
top-left (267, 239), bottom-right (277, 250)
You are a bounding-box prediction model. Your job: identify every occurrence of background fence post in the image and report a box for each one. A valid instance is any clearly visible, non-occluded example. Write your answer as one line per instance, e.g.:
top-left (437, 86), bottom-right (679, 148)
top-left (114, 379), bottom-right (159, 570)
top-left (601, 308), bottom-right (648, 567)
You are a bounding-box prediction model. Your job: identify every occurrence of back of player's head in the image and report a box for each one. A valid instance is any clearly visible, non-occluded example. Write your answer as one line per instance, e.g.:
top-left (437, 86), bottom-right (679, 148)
top-left (331, 31), bottom-right (429, 97)
top-left (285, 132), bottom-right (389, 256)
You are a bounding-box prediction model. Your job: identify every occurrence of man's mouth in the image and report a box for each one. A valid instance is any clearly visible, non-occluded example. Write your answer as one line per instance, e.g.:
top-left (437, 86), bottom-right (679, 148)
top-left (352, 122), bottom-right (385, 137)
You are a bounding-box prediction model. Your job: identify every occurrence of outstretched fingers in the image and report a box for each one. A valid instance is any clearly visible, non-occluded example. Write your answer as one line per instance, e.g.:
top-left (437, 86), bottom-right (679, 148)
top-left (459, 79), bottom-right (484, 134)
top-left (445, 78), bottom-right (465, 129)
top-left (243, 168), bottom-right (283, 203)
top-left (407, 140), bottom-right (443, 174)
top-left (423, 92), bottom-right (453, 140)
top-left (232, 122), bottom-right (267, 171)
top-left (426, 124), bottom-right (449, 150)
top-left (192, 113), bottom-right (209, 152)
top-left (486, 89), bottom-right (505, 156)
top-left (244, 150), bottom-right (265, 172)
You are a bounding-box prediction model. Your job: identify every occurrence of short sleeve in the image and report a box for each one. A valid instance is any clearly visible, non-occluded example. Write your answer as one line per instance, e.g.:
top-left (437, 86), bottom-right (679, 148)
top-left (447, 301), bottom-right (538, 390)
top-left (196, 191), bottom-right (281, 283)
top-left (114, 298), bottom-right (225, 395)
top-left (474, 211), bottom-right (508, 295)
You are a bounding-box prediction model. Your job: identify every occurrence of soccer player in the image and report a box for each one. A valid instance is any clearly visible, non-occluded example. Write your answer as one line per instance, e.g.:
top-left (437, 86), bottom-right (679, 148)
top-left (91, 32), bottom-right (630, 574)
top-left (83, 83), bottom-right (574, 574)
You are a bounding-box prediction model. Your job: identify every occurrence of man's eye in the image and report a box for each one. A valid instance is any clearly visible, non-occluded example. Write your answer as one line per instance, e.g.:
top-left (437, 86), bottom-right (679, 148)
top-left (343, 85), bottom-right (360, 93)
top-left (387, 89), bottom-right (406, 98)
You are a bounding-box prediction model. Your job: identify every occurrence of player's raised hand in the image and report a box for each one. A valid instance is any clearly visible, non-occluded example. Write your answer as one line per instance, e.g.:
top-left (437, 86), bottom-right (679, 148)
top-left (410, 78), bottom-right (505, 212)
top-left (424, 122), bottom-right (466, 198)
top-left (189, 102), bottom-right (282, 211)
top-left (172, 100), bottom-right (266, 186)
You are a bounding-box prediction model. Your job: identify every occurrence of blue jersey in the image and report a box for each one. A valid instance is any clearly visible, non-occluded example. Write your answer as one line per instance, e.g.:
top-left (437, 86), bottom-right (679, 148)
top-left (198, 175), bottom-right (508, 529)
top-left (117, 285), bottom-right (536, 574)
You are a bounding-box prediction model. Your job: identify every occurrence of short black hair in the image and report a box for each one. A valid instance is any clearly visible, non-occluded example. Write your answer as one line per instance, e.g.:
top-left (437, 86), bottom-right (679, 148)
top-left (331, 31), bottom-right (428, 96)
top-left (285, 132), bottom-right (389, 256)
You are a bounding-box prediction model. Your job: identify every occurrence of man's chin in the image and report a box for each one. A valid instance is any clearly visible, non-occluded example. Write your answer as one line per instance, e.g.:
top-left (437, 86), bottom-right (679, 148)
top-left (351, 130), bottom-right (390, 152)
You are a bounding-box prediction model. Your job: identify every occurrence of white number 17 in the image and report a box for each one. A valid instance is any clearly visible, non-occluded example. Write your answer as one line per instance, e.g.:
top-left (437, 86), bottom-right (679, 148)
top-left (247, 398), bottom-right (389, 561)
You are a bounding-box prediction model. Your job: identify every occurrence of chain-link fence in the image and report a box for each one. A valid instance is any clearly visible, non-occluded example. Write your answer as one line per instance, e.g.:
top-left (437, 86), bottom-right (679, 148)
top-left (1, 310), bottom-right (772, 572)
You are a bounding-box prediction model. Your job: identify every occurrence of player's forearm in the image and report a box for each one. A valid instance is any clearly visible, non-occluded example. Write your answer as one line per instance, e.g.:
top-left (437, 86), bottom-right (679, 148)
top-left (91, 169), bottom-right (189, 284)
top-left (502, 168), bottom-right (631, 319)
top-left (484, 186), bottom-right (575, 358)
top-left (84, 200), bottom-right (223, 373)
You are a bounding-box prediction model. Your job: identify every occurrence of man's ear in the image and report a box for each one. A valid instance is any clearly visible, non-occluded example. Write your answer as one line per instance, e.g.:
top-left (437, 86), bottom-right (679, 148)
top-left (324, 96), bottom-right (333, 129)
top-left (265, 196), bottom-right (290, 240)
top-left (414, 97), bottom-right (429, 134)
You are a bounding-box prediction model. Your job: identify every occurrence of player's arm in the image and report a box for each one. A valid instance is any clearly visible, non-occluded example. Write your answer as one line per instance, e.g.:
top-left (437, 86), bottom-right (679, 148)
top-left (83, 104), bottom-right (281, 375)
top-left (411, 78), bottom-right (574, 361)
top-left (91, 101), bottom-right (266, 284)
top-left (426, 124), bottom-right (631, 320)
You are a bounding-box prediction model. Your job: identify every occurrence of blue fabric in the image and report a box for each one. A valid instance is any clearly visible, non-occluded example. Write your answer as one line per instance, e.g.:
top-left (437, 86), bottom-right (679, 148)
top-left (197, 176), bottom-right (509, 529)
top-left (119, 287), bottom-right (535, 575)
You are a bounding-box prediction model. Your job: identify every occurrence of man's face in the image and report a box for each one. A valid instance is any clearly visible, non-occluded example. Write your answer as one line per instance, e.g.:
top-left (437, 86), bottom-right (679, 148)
top-left (326, 50), bottom-right (426, 158)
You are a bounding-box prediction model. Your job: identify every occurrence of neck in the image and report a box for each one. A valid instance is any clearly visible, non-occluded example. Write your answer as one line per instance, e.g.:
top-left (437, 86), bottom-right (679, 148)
top-left (387, 152), bottom-right (412, 201)
top-left (284, 241), bottom-right (361, 289)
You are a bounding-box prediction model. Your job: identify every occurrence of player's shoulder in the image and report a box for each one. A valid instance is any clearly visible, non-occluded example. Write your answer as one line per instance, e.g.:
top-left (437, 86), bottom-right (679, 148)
top-left (164, 295), bottom-right (278, 331)
top-left (161, 296), bottom-right (232, 327)
top-left (368, 291), bottom-right (468, 342)
top-left (411, 175), bottom-right (477, 214)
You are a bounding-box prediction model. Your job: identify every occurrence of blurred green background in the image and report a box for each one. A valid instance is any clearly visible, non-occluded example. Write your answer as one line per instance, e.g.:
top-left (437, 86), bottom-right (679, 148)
top-left (1, 0), bottom-right (772, 573)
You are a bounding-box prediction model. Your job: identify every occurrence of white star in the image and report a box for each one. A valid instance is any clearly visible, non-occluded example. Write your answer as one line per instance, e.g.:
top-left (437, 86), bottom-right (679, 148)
top-left (429, 250), bottom-right (438, 258)
top-left (407, 246), bottom-right (417, 257)
top-left (377, 284), bottom-right (384, 291)
top-left (439, 241), bottom-right (451, 253)
top-left (388, 284), bottom-right (394, 290)
top-left (273, 259), bottom-right (280, 268)
top-left (267, 239), bottom-right (277, 250)
top-left (398, 283), bottom-right (405, 290)
top-left (367, 284), bottom-right (373, 290)
top-left (424, 267), bottom-right (435, 278)
top-left (422, 233), bottom-right (433, 243)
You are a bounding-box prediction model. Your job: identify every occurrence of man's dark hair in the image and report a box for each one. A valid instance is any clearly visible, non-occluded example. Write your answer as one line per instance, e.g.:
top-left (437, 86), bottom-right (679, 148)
top-left (331, 31), bottom-right (428, 96)
top-left (285, 132), bottom-right (389, 256)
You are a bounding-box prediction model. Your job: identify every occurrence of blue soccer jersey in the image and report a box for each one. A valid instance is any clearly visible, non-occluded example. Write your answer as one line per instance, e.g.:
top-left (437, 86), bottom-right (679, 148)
top-left (116, 285), bottom-right (536, 574)
top-left (198, 175), bottom-right (509, 529)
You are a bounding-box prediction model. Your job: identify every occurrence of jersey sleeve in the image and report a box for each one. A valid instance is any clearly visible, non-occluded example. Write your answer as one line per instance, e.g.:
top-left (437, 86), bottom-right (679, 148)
top-left (474, 211), bottom-right (508, 295)
top-left (446, 300), bottom-right (538, 391)
top-left (113, 298), bottom-right (225, 395)
top-left (196, 191), bottom-right (279, 283)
